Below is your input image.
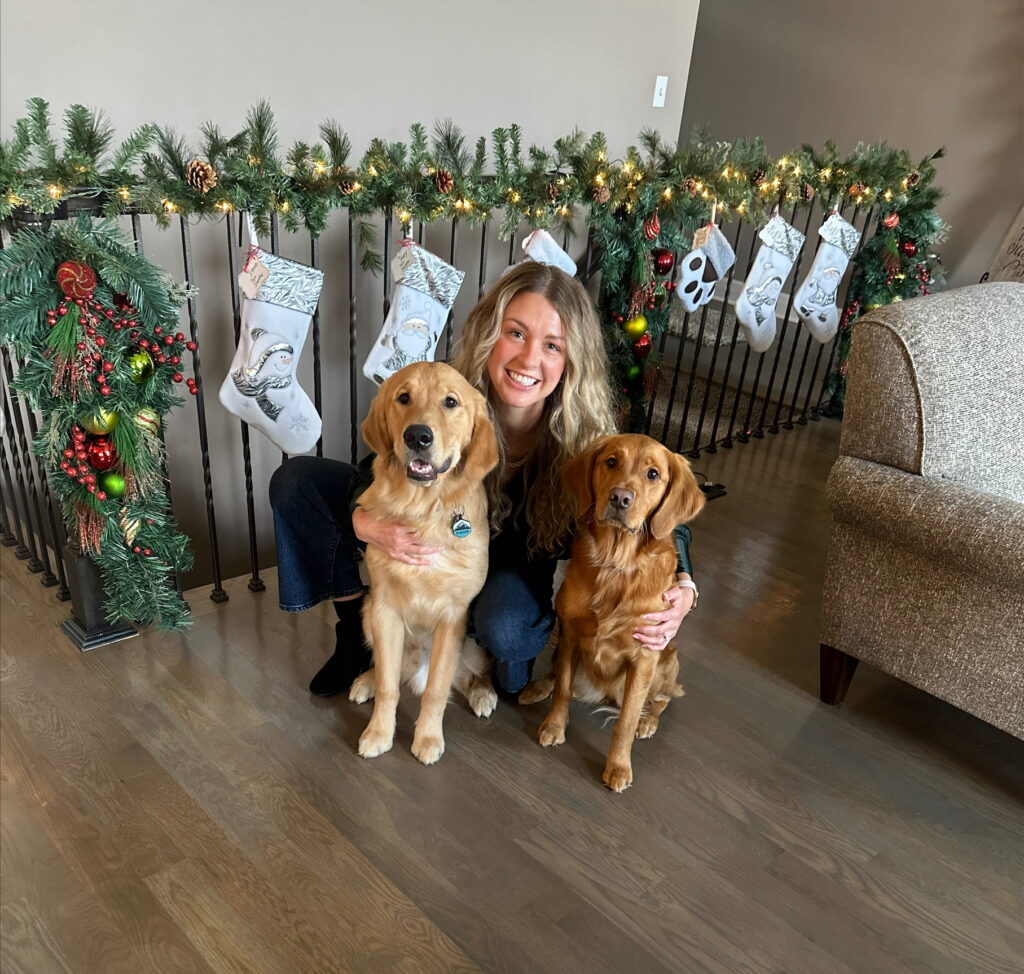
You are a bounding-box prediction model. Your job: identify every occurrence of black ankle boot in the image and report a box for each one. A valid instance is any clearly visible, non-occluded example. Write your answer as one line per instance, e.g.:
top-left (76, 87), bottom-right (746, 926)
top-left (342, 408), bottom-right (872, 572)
top-left (308, 599), bottom-right (373, 696)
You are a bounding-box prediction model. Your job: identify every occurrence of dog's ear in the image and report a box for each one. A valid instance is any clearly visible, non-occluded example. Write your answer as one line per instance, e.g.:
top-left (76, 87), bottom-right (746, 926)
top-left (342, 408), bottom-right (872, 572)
top-left (649, 451), bottom-right (706, 539)
top-left (561, 436), bottom-right (612, 517)
top-left (461, 405), bottom-right (499, 482)
top-left (360, 386), bottom-right (393, 459)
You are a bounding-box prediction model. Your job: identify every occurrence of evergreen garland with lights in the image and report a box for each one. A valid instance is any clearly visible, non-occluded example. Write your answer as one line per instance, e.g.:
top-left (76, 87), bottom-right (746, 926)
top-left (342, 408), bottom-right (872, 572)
top-left (2, 98), bottom-right (947, 427)
top-left (0, 216), bottom-right (196, 630)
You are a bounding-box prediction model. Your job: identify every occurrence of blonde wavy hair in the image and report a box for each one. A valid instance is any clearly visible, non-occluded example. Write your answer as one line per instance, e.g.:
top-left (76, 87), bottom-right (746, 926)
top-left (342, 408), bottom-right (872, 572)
top-left (450, 261), bottom-right (616, 555)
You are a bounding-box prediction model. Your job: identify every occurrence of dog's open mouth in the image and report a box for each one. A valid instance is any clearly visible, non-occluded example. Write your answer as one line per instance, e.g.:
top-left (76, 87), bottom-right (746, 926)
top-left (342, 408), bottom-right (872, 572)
top-left (406, 456), bottom-right (452, 483)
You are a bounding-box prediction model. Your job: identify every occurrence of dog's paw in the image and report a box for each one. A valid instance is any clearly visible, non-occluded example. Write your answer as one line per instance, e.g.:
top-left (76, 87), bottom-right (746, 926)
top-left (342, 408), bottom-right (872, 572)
top-left (538, 720), bottom-right (566, 748)
top-left (357, 726), bottom-right (393, 759)
top-left (411, 733), bottom-right (445, 765)
top-left (636, 715), bottom-right (660, 739)
top-left (602, 762), bottom-right (633, 793)
top-left (348, 670), bottom-right (376, 704)
top-left (467, 679), bottom-right (497, 719)
top-left (518, 676), bottom-right (554, 705)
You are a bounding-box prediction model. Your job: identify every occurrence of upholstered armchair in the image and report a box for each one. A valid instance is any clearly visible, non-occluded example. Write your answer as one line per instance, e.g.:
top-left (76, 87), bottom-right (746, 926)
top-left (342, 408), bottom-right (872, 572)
top-left (820, 282), bottom-right (1024, 739)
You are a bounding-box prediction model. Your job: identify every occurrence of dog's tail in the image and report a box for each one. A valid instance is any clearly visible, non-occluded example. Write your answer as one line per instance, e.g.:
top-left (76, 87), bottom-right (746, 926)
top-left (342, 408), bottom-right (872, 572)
top-left (592, 705), bottom-right (621, 728)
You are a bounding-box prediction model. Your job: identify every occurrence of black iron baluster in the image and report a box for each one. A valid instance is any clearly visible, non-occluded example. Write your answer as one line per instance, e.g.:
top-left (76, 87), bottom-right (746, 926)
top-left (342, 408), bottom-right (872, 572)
top-left (0, 359), bottom-right (42, 571)
top-left (179, 215), bottom-right (228, 603)
top-left (8, 352), bottom-right (67, 593)
top-left (776, 201), bottom-right (855, 430)
top-left (443, 217), bottom-right (459, 361)
top-left (0, 426), bottom-right (28, 555)
top-left (689, 219), bottom-right (746, 456)
top-left (130, 212), bottom-right (144, 255)
top-left (645, 247), bottom-right (682, 436)
top-left (507, 229), bottom-right (516, 268)
top-left (749, 202), bottom-right (816, 436)
top-left (348, 212), bottom-right (359, 463)
top-left (709, 222), bottom-right (761, 449)
top-left (0, 458), bottom-right (15, 546)
top-left (310, 233), bottom-right (323, 457)
top-left (813, 205), bottom-right (877, 417)
top-left (659, 309), bottom-right (691, 446)
top-left (382, 209), bottom-right (393, 321)
top-left (225, 213), bottom-right (263, 593)
top-left (673, 298), bottom-right (715, 455)
top-left (478, 218), bottom-right (489, 300)
top-left (581, 227), bottom-right (596, 286)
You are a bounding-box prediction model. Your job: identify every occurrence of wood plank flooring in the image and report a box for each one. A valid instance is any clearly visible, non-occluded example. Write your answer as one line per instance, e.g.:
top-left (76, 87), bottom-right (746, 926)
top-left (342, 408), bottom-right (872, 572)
top-left (3, 418), bottom-right (1022, 973)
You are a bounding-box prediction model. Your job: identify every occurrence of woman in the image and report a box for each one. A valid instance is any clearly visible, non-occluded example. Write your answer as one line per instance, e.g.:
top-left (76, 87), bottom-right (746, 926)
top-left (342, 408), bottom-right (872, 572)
top-left (269, 261), bottom-right (696, 697)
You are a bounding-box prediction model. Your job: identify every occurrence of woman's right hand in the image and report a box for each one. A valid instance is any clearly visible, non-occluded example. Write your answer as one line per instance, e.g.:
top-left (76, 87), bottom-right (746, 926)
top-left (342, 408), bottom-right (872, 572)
top-left (352, 506), bottom-right (445, 566)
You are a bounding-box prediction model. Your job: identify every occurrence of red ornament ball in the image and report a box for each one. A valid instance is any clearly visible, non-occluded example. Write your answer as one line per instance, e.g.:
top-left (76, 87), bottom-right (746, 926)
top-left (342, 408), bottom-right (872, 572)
top-left (633, 333), bottom-right (653, 359)
top-left (900, 240), bottom-right (917, 257)
top-left (882, 213), bottom-right (900, 229)
top-left (56, 262), bottom-right (98, 300)
top-left (651, 248), bottom-right (675, 276)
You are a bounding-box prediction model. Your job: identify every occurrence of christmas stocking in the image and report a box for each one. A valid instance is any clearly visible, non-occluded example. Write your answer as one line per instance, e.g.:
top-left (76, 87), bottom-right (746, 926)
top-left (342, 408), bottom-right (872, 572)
top-left (735, 213), bottom-right (806, 353)
top-left (521, 229), bottom-right (576, 276)
top-left (677, 223), bottom-right (736, 313)
top-left (793, 211), bottom-right (860, 343)
top-left (363, 241), bottom-right (465, 384)
top-left (218, 215), bottom-right (324, 454)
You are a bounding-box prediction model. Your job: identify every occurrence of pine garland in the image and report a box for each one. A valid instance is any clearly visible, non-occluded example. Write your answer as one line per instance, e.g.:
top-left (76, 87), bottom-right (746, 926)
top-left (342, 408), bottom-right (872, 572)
top-left (0, 215), bottom-right (195, 630)
top-left (2, 97), bottom-right (947, 424)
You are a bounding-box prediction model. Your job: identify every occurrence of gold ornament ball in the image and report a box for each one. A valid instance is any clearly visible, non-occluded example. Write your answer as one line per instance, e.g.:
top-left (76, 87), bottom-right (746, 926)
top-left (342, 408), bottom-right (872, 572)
top-left (623, 314), bottom-right (648, 339)
top-left (134, 408), bottom-right (160, 437)
top-left (79, 408), bottom-right (119, 435)
top-left (864, 303), bottom-right (882, 312)
top-left (126, 348), bottom-right (155, 383)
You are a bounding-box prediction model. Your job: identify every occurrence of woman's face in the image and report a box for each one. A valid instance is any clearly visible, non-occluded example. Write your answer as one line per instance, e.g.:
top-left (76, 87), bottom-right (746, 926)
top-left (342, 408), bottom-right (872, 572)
top-left (486, 291), bottom-right (567, 418)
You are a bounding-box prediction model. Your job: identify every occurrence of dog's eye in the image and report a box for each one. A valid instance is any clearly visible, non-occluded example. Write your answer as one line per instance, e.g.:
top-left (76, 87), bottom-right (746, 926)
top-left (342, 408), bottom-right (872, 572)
top-left (605, 456), bottom-right (617, 469)
top-left (443, 396), bottom-right (459, 409)
top-left (397, 391), bottom-right (410, 405)
top-left (647, 468), bottom-right (660, 481)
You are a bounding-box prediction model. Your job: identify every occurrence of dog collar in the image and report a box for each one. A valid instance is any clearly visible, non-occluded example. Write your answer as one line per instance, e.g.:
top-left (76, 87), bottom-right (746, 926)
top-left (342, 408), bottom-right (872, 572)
top-left (451, 510), bottom-right (471, 538)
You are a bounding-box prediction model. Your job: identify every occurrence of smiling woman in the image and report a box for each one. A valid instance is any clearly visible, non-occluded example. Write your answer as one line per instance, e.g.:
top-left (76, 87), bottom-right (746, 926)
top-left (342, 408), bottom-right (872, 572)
top-left (270, 261), bottom-right (697, 700)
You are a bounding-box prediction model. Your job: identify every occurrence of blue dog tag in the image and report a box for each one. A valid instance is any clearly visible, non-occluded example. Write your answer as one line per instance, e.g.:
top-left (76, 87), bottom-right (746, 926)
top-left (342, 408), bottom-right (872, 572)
top-left (452, 515), bottom-right (472, 538)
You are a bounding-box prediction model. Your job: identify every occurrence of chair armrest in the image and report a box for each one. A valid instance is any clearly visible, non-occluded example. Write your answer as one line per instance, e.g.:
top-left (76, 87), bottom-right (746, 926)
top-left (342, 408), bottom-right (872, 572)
top-left (827, 455), bottom-right (1024, 584)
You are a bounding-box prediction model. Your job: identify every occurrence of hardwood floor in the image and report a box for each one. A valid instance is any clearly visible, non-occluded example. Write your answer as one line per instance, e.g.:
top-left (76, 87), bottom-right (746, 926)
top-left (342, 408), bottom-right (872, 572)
top-left (3, 418), bottom-right (1022, 973)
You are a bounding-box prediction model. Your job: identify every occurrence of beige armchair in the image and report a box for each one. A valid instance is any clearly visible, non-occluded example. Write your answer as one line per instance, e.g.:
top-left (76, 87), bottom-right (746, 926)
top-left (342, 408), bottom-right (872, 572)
top-left (820, 282), bottom-right (1024, 739)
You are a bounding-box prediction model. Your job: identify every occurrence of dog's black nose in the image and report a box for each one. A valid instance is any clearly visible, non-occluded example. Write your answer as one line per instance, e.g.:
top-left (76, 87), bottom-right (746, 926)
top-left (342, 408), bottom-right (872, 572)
top-left (609, 488), bottom-right (634, 510)
top-left (403, 424), bottom-right (434, 451)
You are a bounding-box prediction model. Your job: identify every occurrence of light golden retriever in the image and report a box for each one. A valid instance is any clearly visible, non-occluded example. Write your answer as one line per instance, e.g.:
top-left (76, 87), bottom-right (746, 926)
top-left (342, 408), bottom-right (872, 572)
top-left (351, 361), bottom-right (499, 765)
top-left (520, 434), bottom-right (705, 791)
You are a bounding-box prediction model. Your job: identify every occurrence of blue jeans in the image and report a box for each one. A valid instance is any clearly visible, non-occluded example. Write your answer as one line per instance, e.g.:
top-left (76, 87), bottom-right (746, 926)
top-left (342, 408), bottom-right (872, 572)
top-left (269, 456), bottom-right (557, 693)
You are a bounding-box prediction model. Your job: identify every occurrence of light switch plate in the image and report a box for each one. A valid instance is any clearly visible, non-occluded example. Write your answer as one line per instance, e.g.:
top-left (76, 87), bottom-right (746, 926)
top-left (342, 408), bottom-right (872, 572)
top-left (652, 75), bottom-right (668, 108)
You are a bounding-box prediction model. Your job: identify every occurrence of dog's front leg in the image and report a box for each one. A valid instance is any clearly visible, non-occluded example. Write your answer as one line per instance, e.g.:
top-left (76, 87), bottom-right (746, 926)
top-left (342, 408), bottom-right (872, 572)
top-left (538, 630), bottom-right (578, 747)
top-left (602, 651), bottom-right (658, 792)
top-left (358, 601), bottom-right (404, 759)
top-left (411, 616), bottom-right (464, 765)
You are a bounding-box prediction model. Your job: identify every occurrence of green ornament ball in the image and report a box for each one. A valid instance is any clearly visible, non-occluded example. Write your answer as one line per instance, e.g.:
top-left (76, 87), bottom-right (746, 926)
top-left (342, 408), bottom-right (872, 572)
top-left (626, 363), bottom-right (643, 384)
top-left (623, 314), bottom-right (648, 340)
top-left (126, 348), bottom-right (155, 383)
top-left (97, 470), bottom-right (127, 498)
top-left (79, 408), bottom-right (119, 435)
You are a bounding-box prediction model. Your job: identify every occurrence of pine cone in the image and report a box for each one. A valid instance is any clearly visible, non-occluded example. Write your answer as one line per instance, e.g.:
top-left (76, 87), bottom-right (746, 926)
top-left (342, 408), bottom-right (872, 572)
top-left (338, 180), bottom-right (356, 196)
top-left (906, 170), bottom-right (921, 187)
top-left (849, 181), bottom-right (866, 197)
top-left (593, 185), bottom-right (611, 205)
top-left (681, 178), bottom-right (697, 196)
top-left (749, 168), bottom-right (767, 187)
top-left (547, 182), bottom-right (559, 203)
top-left (643, 212), bottom-right (661, 241)
top-left (434, 169), bottom-right (454, 194)
top-left (799, 183), bottom-right (815, 203)
top-left (185, 159), bottom-right (218, 194)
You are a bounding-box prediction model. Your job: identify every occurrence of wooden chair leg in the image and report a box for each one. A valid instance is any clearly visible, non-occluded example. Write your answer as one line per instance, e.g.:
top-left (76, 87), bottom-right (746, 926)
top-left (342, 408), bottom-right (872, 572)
top-left (820, 644), bottom-right (859, 704)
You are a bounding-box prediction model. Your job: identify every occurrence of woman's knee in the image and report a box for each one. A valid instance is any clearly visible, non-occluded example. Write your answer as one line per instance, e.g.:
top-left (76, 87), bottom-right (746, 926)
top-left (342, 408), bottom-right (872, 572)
top-left (473, 592), bottom-right (553, 663)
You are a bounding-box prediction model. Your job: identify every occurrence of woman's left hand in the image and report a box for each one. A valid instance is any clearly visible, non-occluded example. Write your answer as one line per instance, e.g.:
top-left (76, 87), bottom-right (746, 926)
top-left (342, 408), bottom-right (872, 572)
top-left (633, 573), bottom-right (696, 651)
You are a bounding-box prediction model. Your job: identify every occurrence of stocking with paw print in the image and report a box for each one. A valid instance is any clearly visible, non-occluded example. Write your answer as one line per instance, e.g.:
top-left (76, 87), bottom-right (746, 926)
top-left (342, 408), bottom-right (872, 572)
top-left (218, 215), bottom-right (324, 454)
top-left (677, 222), bottom-right (736, 313)
top-left (793, 211), bottom-right (860, 343)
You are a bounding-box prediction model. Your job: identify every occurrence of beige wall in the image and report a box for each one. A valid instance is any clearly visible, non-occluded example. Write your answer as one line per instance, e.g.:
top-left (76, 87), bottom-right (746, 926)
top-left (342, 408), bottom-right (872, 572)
top-left (680, 0), bottom-right (1024, 288)
top-left (1, 0), bottom-right (700, 589)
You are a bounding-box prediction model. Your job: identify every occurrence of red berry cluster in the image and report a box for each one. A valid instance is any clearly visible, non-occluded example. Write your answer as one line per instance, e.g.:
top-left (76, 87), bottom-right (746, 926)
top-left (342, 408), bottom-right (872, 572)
top-left (58, 426), bottom-right (108, 500)
top-left (131, 545), bottom-right (154, 556)
top-left (128, 322), bottom-right (197, 393)
top-left (913, 262), bottom-right (932, 296)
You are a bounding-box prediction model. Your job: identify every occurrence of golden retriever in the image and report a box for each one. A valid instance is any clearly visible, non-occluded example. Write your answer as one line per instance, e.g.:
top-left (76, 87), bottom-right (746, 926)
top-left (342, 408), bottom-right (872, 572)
top-left (350, 361), bottom-right (499, 765)
top-left (520, 434), bottom-right (705, 791)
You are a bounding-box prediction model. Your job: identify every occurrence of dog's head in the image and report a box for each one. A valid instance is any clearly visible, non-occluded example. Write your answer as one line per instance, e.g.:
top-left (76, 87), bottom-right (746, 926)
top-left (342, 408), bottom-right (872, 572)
top-left (562, 434), bottom-right (705, 538)
top-left (361, 361), bottom-right (499, 487)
